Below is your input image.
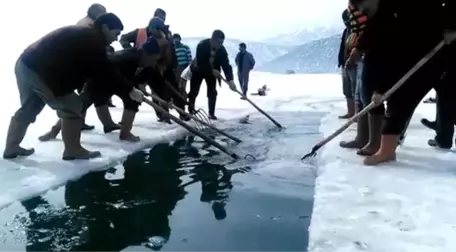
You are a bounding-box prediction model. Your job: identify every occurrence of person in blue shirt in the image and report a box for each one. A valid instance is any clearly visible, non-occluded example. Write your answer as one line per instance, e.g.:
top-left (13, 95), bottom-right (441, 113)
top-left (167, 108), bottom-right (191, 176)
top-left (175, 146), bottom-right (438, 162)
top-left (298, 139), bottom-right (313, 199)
top-left (172, 33), bottom-right (192, 93)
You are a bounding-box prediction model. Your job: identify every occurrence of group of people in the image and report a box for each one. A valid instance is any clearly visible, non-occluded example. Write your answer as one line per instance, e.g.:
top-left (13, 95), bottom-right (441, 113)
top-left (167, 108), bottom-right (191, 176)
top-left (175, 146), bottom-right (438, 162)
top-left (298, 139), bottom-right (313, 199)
top-left (2, 3), bottom-right (252, 161)
top-left (337, 0), bottom-right (456, 166)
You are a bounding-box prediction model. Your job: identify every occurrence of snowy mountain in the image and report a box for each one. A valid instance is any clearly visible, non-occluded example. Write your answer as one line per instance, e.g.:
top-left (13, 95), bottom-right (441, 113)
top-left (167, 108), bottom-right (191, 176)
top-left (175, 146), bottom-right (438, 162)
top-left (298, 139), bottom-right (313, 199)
top-left (264, 26), bottom-right (343, 46)
top-left (182, 37), bottom-right (294, 68)
top-left (257, 34), bottom-right (341, 74)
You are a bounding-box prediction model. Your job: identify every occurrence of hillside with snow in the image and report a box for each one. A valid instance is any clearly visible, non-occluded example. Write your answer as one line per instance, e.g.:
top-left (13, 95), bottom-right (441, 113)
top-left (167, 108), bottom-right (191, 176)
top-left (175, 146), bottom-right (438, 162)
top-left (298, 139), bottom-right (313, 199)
top-left (258, 34), bottom-right (341, 74)
top-left (182, 27), bottom-right (343, 74)
top-left (182, 37), bottom-right (293, 68)
top-left (264, 26), bottom-right (342, 46)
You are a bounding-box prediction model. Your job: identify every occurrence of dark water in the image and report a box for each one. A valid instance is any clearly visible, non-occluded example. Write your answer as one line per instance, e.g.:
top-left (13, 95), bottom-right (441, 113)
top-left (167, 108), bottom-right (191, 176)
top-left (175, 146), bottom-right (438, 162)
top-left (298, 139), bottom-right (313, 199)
top-left (0, 111), bottom-right (322, 251)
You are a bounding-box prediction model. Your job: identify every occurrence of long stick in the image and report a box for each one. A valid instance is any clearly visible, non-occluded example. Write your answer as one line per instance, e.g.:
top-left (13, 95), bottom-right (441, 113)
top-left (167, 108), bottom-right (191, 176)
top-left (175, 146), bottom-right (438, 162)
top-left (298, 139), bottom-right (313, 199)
top-left (301, 41), bottom-right (445, 160)
top-left (218, 76), bottom-right (283, 129)
top-left (163, 80), bottom-right (213, 128)
top-left (164, 80), bottom-right (194, 110)
top-left (142, 97), bottom-right (241, 160)
top-left (145, 91), bottom-right (242, 143)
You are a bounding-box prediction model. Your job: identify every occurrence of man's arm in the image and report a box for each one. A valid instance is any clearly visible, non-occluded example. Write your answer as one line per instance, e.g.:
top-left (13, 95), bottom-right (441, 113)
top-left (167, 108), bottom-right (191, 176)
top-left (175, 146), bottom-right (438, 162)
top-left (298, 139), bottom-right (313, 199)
top-left (119, 29), bottom-right (139, 49)
top-left (249, 53), bottom-right (255, 69)
top-left (219, 46), bottom-right (234, 81)
top-left (85, 39), bottom-right (134, 95)
top-left (338, 29), bottom-right (347, 67)
top-left (235, 53), bottom-right (240, 67)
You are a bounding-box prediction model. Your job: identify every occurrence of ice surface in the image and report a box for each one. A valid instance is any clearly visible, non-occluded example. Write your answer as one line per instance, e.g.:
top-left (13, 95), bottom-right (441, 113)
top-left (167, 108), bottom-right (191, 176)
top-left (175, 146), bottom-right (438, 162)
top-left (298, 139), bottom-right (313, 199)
top-left (309, 89), bottom-right (456, 251)
top-left (0, 71), bottom-right (339, 210)
top-left (2, 57), bottom-right (450, 251)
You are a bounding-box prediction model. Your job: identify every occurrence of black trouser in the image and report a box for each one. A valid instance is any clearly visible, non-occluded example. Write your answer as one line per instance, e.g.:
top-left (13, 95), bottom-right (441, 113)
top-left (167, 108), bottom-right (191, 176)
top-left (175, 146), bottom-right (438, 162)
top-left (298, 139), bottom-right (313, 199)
top-left (187, 71), bottom-right (217, 115)
top-left (85, 80), bottom-right (140, 112)
top-left (164, 68), bottom-right (186, 112)
top-left (148, 68), bottom-right (186, 119)
top-left (362, 56), bottom-right (385, 116)
top-left (372, 48), bottom-right (445, 135)
top-left (362, 56), bottom-right (413, 140)
top-left (434, 71), bottom-right (456, 147)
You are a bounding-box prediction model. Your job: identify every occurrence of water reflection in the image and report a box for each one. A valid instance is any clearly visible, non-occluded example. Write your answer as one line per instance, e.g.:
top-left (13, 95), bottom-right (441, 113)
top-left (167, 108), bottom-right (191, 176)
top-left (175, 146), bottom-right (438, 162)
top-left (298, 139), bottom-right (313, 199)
top-left (19, 136), bottom-right (250, 251)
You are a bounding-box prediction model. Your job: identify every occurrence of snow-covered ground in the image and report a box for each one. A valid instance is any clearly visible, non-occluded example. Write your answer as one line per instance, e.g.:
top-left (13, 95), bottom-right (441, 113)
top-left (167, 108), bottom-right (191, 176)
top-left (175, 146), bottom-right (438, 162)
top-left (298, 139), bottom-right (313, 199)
top-left (309, 91), bottom-right (456, 251)
top-left (0, 67), bottom-right (454, 251)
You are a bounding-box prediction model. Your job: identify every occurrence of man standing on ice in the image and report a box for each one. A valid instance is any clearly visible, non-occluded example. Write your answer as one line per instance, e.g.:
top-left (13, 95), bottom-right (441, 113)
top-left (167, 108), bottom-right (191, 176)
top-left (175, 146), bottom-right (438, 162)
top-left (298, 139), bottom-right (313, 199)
top-left (172, 33), bottom-right (193, 96)
top-left (235, 43), bottom-right (255, 99)
top-left (187, 30), bottom-right (236, 120)
top-left (337, 9), bottom-right (355, 119)
top-left (76, 3), bottom-right (117, 129)
top-left (119, 8), bottom-right (169, 49)
top-left (350, 0), bottom-right (452, 165)
top-left (2, 13), bottom-right (144, 161)
top-left (77, 3), bottom-right (106, 27)
top-left (77, 4), bottom-right (116, 106)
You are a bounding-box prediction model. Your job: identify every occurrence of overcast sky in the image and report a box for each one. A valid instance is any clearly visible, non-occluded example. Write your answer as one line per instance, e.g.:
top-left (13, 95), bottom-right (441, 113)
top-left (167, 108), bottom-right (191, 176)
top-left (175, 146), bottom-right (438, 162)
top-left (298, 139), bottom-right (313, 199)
top-left (4, 0), bottom-right (347, 42)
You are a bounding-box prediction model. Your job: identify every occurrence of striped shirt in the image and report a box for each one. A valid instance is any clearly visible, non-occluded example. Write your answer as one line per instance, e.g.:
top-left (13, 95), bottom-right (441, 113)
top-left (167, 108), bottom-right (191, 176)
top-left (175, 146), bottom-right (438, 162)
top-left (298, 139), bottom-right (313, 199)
top-left (174, 43), bottom-right (192, 67)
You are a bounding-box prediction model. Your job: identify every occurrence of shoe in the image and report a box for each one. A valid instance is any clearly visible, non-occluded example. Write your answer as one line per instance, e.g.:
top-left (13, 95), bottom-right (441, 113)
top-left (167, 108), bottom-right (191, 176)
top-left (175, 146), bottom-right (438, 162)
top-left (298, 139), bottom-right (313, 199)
top-left (61, 118), bottom-right (101, 160)
top-left (339, 113), bottom-right (368, 149)
top-left (428, 139), bottom-right (451, 149)
top-left (179, 114), bottom-right (191, 122)
top-left (357, 114), bottom-right (383, 156)
top-left (208, 97), bottom-right (218, 120)
top-left (420, 118), bottom-right (436, 131)
top-left (3, 117), bottom-right (34, 159)
top-left (38, 120), bottom-right (61, 142)
top-left (339, 98), bottom-right (355, 119)
top-left (188, 97), bottom-right (196, 114)
top-left (95, 105), bottom-right (120, 133)
top-left (119, 110), bottom-right (140, 142)
top-left (81, 123), bottom-right (95, 131)
top-left (364, 134), bottom-right (398, 166)
top-left (423, 97), bottom-right (437, 104)
top-left (157, 117), bottom-right (172, 124)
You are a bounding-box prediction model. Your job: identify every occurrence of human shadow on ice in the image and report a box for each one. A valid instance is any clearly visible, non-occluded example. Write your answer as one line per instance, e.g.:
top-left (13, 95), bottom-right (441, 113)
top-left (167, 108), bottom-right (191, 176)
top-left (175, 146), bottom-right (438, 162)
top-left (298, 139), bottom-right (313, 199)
top-left (17, 137), bottom-right (250, 251)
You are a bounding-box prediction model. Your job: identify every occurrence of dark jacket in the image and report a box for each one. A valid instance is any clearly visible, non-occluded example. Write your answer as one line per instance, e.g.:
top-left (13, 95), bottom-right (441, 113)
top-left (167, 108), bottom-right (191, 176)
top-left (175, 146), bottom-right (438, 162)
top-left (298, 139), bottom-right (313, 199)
top-left (338, 28), bottom-right (349, 67)
top-left (358, 0), bottom-right (442, 59)
top-left (110, 48), bottom-right (144, 84)
top-left (235, 51), bottom-right (255, 73)
top-left (111, 48), bottom-right (164, 87)
top-left (358, 0), bottom-right (444, 93)
top-left (21, 26), bottom-right (133, 97)
top-left (443, 0), bottom-right (456, 31)
top-left (119, 29), bottom-right (148, 49)
top-left (191, 39), bottom-right (234, 81)
top-left (120, 27), bottom-right (178, 69)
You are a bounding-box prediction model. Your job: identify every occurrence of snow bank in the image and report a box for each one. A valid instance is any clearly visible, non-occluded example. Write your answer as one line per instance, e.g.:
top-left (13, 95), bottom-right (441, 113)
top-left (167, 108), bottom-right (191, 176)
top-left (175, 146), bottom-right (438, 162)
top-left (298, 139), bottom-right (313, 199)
top-left (309, 98), bottom-right (456, 251)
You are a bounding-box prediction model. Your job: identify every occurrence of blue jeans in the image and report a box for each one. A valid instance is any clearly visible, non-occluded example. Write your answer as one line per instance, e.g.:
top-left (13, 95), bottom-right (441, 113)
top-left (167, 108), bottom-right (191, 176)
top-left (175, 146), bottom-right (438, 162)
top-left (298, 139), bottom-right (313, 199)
top-left (354, 59), bottom-right (366, 111)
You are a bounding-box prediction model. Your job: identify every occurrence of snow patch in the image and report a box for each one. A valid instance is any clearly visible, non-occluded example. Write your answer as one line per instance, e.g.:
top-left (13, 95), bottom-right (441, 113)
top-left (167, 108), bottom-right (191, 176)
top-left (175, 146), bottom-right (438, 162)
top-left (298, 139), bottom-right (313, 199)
top-left (309, 99), bottom-right (456, 251)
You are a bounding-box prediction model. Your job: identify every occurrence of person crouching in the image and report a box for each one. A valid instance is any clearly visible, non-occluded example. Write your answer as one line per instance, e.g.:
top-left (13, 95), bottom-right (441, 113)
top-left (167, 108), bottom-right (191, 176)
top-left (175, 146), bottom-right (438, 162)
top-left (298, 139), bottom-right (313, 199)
top-left (2, 13), bottom-right (143, 161)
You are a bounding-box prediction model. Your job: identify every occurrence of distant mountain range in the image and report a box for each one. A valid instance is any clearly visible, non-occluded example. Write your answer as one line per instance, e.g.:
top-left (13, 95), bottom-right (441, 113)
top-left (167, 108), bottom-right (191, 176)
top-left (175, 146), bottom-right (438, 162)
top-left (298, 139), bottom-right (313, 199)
top-left (257, 34), bottom-right (341, 74)
top-left (263, 26), bottom-right (343, 46)
top-left (182, 27), bottom-right (343, 74)
top-left (182, 37), bottom-right (293, 68)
